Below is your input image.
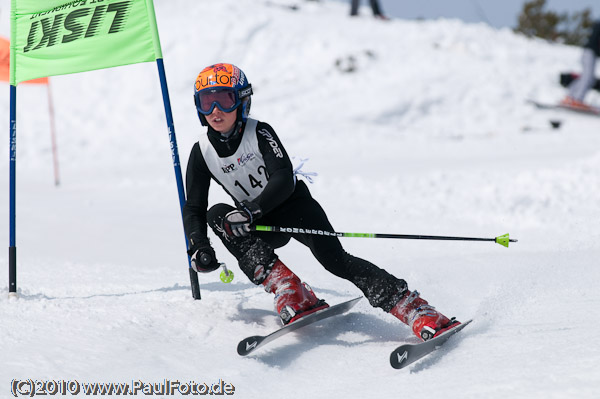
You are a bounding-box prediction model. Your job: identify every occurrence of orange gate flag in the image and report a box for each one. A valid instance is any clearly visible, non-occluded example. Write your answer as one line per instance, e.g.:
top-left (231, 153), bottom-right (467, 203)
top-left (0, 37), bottom-right (48, 84)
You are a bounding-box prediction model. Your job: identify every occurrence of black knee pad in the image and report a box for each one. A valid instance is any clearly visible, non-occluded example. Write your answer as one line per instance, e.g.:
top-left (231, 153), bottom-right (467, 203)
top-left (361, 278), bottom-right (408, 312)
top-left (238, 238), bottom-right (278, 285)
top-left (207, 203), bottom-right (235, 239)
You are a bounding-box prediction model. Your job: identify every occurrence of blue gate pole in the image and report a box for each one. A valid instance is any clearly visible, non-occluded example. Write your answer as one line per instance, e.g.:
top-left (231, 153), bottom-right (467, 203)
top-left (9, 85), bottom-right (17, 298)
top-left (155, 58), bottom-right (201, 300)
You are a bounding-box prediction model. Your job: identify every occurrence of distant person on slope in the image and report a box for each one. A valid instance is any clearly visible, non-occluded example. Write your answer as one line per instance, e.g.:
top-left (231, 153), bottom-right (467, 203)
top-left (350, 0), bottom-right (388, 20)
top-left (182, 63), bottom-right (459, 341)
top-left (562, 20), bottom-right (600, 110)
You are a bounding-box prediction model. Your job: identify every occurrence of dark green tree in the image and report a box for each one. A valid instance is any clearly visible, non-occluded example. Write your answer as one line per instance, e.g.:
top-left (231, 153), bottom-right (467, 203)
top-left (558, 9), bottom-right (594, 46)
top-left (515, 0), bottom-right (593, 45)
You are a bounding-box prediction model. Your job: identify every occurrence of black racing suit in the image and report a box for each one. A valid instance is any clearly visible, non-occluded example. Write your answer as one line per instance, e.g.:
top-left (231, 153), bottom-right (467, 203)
top-left (585, 20), bottom-right (600, 57)
top-left (182, 121), bottom-right (407, 312)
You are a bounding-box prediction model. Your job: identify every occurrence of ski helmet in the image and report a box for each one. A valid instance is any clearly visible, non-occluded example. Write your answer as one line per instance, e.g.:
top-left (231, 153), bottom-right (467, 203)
top-left (194, 63), bottom-right (253, 126)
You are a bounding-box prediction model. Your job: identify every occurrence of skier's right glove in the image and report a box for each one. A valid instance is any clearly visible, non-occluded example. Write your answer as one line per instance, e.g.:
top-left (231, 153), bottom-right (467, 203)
top-left (223, 200), bottom-right (262, 237)
top-left (187, 236), bottom-right (219, 273)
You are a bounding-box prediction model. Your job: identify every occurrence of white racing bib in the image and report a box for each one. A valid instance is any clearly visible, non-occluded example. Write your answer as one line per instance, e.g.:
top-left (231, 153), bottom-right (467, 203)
top-left (199, 119), bottom-right (269, 202)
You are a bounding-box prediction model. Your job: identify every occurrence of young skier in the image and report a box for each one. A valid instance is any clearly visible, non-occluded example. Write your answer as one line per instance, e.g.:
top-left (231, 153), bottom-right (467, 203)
top-left (562, 20), bottom-right (600, 110)
top-left (182, 63), bottom-right (460, 341)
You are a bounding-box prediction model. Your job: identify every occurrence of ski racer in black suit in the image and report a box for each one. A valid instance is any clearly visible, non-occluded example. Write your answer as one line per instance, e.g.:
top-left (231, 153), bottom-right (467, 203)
top-left (182, 63), bottom-right (460, 340)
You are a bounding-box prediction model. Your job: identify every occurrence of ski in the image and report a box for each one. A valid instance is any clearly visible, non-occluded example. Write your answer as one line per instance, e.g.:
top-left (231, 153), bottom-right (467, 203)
top-left (390, 319), bottom-right (472, 369)
top-left (527, 99), bottom-right (600, 116)
top-left (237, 297), bottom-right (362, 356)
top-left (264, 1), bottom-right (299, 11)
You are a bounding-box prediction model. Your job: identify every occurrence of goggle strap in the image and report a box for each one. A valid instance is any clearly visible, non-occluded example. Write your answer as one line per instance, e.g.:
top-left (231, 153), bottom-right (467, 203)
top-left (238, 84), bottom-right (252, 99)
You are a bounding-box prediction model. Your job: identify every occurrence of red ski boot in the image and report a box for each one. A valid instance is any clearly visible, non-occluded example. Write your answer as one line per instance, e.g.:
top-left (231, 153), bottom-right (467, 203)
top-left (262, 260), bottom-right (329, 325)
top-left (390, 290), bottom-right (460, 341)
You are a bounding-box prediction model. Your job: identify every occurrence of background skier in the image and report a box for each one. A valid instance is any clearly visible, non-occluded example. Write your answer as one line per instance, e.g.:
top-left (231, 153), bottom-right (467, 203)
top-left (349, 0), bottom-right (388, 20)
top-left (562, 20), bottom-right (600, 110)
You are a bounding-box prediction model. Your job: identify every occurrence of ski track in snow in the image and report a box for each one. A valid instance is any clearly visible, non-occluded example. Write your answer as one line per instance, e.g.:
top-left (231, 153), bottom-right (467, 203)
top-left (1, 0), bottom-right (599, 398)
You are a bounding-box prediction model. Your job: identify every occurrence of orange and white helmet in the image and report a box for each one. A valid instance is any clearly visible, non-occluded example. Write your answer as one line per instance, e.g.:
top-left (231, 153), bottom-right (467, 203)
top-left (194, 63), bottom-right (253, 126)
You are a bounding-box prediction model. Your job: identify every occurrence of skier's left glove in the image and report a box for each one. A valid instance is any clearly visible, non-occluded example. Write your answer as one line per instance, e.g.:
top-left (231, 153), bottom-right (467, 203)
top-left (223, 200), bottom-right (262, 237)
top-left (187, 236), bottom-right (220, 273)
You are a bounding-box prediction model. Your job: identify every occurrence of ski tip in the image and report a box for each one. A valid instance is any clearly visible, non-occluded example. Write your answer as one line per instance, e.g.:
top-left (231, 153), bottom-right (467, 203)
top-left (526, 99), bottom-right (547, 109)
top-left (237, 336), bottom-right (264, 356)
top-left (389, 319), bottom-right (473, 369)
top-left (390, 348), bottom-right (410, 369)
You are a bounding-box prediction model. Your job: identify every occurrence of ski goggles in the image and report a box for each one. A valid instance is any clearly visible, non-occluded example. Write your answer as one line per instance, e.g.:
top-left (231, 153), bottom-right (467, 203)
top-left (194, 86), bottom-right (252, 115)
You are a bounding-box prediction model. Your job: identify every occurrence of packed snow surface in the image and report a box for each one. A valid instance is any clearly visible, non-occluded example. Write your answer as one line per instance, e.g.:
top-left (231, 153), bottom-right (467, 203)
top-left (1, 1), bottom-right (599, 398)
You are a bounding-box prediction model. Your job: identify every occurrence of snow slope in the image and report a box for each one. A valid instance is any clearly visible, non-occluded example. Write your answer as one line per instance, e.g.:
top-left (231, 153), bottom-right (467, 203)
top-left (1, 0), bottom-right (600, 397)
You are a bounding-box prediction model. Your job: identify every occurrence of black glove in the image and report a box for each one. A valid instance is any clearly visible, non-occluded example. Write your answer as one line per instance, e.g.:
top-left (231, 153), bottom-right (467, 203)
top-left (223, 200), bottom-right (262, 237)
top-left (187, 236), bottom-right (219, 273)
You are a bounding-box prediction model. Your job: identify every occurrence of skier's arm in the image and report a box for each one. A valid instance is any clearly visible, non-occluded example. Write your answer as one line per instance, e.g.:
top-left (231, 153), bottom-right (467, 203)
top-left (250, 122), bottom-right (295, 215)
top-left (182, 143), bottom-right (211, 243)
top-left (182, 144), bottom-right (221, 273)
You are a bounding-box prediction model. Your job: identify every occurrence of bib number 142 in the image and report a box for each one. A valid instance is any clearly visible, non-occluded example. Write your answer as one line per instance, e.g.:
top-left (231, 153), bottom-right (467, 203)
top-left (234, 165), bottom-right (269, 197)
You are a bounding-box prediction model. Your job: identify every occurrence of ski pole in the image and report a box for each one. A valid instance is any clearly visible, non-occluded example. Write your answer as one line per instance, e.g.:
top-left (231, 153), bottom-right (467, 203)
top-left (251, 225), bottom-right (517, 248)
